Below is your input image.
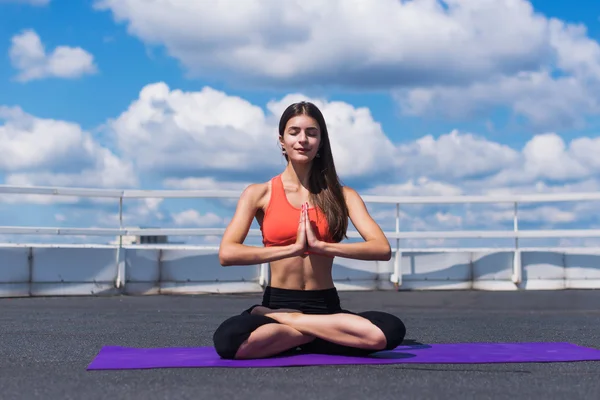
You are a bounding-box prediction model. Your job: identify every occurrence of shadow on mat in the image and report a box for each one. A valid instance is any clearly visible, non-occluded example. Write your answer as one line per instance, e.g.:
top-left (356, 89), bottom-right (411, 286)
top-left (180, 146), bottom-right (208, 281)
top-left (365, 339), bottom-right (430, 359)
top-left (397, 338), bottom-right (432, 350)
top-left (368, 352), bottom-right (417, 359)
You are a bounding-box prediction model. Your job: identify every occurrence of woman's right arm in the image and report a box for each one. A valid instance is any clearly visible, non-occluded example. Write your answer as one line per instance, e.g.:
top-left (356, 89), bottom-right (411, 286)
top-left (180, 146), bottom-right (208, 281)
top-left (218, 183), bottom-right (305, 266)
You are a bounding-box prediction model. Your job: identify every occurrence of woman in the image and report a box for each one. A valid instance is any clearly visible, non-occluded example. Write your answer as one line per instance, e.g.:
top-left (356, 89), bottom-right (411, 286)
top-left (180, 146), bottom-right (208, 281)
top-left (213, 101), bottom-right (406, 359)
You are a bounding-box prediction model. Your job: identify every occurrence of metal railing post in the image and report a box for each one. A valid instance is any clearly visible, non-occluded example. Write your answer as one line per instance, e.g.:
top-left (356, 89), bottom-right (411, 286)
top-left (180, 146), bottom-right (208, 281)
top-left (512, 201), bottom-right (522, 285)
top-left (390, 202), bottom-right (402, 289)
top-left (259, 263), bottom-right (269, 287)
top-left (115, 196), bottom-right (125, 289)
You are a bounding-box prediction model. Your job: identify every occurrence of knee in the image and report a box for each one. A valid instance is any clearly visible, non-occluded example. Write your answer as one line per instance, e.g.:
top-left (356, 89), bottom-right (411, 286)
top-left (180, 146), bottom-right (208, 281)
top-left (212, 313), bottom-right (276, 359)
top-left (360, 311), bottom-right (406, 351)
top-left (367, 328), bottom-right (388, 350)
top-left (212, 317), bottom-right (243, 359)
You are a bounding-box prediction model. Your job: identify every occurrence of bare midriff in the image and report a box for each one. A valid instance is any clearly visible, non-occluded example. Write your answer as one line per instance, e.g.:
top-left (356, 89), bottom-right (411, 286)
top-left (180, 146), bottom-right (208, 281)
top-left (268, 255), bottom-right (335, 290)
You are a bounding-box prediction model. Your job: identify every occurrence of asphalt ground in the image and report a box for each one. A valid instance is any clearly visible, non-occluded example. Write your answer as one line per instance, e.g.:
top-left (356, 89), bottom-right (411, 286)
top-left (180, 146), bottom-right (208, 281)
top-left (1, 289), bottom-right (599, 400)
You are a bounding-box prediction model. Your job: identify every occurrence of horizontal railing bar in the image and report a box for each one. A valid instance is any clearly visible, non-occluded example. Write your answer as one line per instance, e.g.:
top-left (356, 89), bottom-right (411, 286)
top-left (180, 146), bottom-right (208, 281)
top-left (0, 227), bottom-right (123, 236)
top-left (0, 186), bottom-right (125, 198)
top-left (360, 192), bottom-right (600, 204)
top-left (2, 226), bottom-right (600, 239)
top-left (122, 190), bottom-right (242, 199)
top-left (0, 186), bottom-right (243, 199)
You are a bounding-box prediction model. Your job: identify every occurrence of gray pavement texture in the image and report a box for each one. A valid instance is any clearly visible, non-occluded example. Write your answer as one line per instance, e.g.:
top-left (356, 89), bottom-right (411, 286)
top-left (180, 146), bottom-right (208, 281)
top-left (1, 289), bottom-right (600, 400)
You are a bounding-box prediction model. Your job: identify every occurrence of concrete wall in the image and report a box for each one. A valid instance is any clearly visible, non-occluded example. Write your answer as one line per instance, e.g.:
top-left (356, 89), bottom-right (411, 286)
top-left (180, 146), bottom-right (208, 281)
top-left (1, 245), bottom-right (599, 297)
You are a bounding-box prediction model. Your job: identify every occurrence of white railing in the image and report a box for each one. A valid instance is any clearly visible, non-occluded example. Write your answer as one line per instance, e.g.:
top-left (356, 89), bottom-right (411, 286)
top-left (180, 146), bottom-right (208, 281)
top-left (2, 184), bottom-right (600, 289)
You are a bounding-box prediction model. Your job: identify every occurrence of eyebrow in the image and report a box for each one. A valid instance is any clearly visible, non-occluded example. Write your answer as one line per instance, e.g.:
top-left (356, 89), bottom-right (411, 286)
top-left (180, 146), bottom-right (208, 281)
top-left (288, 126), bottom-right (319, 131)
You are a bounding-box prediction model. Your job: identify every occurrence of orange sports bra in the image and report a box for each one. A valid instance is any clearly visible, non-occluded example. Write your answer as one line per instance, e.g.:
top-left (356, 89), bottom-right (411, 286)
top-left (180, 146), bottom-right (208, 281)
top-left (260, 174), bottom-right (334, 255)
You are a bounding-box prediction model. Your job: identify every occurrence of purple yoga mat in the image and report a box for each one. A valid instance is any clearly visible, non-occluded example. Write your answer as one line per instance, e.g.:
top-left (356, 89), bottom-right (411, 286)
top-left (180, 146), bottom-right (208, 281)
top-left (87, 342), bottom-right (600, 370)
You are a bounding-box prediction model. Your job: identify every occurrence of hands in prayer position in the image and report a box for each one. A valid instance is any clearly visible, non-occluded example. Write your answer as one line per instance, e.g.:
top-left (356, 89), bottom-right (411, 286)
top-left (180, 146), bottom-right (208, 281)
top-left (292, 202), bottom-right (322, 256)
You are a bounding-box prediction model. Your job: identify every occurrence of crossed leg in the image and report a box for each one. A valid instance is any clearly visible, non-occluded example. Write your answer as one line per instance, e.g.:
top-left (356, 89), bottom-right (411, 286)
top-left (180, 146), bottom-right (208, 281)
top-left (212, 306), bottom-right (406, 360)
top-left (251, 306), bottom-right (388, 350)
top-left (212, 311), bottom-right (314, 359)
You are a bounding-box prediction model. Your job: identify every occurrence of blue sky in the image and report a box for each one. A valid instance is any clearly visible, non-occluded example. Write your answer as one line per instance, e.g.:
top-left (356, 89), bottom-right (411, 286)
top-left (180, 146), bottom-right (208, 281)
top-left (1, 0), bottom-right (600, 246)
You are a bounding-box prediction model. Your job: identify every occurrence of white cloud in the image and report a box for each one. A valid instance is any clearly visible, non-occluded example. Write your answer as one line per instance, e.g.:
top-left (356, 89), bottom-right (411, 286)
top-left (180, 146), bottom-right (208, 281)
top-left (108, 83), bottom-right (274, 175)
top-left (171, 210), bottom-right (223, 227)
top-left (435, 212), bottom-right (463, 228)
top-left (366, 177), bottom-right (464, 198)
top-left (107, 82), bottom-right (396, 180)
top-left (0, 106), bottom-right (137, 191)
top-left (9, 29), bottom-right (97, 82)
top-left (93, 0), bottom-right (550, 87)
top-left (163, 177), bottom-right (250, 191)
top-left (394, 70), bottom-right (600, 130)
top-left (521, 134), bottom-right (588, 180)
top-left (395, 130), bottom-right (519, 180)
top-left (394, 17), bottom-right (600, 129)
top-left (484, 133), bottom-right (598, 188)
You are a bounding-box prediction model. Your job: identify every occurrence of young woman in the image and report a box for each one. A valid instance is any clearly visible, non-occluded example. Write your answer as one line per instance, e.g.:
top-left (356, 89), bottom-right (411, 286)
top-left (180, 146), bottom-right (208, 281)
top-left (212, 101), bottom-right (406, 359)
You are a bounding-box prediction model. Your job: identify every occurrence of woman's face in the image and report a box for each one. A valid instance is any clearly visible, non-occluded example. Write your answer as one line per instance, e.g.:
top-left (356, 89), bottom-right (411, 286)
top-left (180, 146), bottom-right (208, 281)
top-left (280, 114), bottom-right (321, 163)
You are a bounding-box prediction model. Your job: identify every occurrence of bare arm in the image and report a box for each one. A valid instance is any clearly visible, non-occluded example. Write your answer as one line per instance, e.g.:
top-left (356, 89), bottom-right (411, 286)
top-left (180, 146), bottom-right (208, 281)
top-left (311, 187), bottom-right (391, 261)
top-left (218, 184), bottom-right (305, 266)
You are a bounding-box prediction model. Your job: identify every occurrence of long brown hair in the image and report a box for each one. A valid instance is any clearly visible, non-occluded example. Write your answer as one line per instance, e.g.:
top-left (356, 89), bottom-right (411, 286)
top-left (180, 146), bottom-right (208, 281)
top-left (278, 101), bottom-right (349, 242)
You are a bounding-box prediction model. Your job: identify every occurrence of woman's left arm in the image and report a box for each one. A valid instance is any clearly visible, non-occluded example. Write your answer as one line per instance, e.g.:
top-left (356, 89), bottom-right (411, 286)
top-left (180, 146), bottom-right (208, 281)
top-left (310, 187), bottom-right (392, 261)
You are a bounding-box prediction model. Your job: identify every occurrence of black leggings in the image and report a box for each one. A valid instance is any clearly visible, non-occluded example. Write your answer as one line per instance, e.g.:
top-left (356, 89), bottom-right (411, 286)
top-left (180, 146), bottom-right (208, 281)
top-left (212, 286), bottom-right (406, 359)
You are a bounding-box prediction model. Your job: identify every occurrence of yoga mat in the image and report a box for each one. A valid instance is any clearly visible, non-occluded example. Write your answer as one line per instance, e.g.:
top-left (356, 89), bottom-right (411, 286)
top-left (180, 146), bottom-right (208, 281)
top-left (87, 342), bottom-right (600, 370)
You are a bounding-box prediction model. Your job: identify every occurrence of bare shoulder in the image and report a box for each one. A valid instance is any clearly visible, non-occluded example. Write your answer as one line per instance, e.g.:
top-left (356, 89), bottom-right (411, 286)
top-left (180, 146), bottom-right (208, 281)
top-left (240, 180), bottom-right (271, 210)
top-left (342, 185), bottom-right (363, 206)
top-left (342, 185), bottom-right (373, 218)
top-left (221, 180), bottom-right (270, 245)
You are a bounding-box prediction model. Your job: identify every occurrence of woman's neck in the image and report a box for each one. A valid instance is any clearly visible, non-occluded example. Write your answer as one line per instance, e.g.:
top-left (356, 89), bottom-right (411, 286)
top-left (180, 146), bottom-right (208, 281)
top-left (283, 162), bottom-right (312, 188)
